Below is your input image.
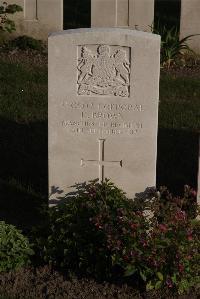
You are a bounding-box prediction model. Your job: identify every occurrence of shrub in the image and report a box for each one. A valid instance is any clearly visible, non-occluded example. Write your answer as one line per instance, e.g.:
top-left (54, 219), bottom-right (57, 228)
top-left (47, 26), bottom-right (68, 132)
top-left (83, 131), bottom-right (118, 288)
top-left (0, 1), bottom-right (23, 33)
top-left (140, 209), bottom-right (199, 294)
top-left (0, 221), bottom-right (34, 272)
top-left (33, 180), bottom-right (199, 294)
top-left (7, 35), bottom-right (44, 51)
top-left (153, 185), bottom-right (198, 221)
top-left (124, 186), bottom-right (200, 294)
top-left (152, 23), bottom-right (198, 68)
top-left (34, 180), bottom-right (149, 280)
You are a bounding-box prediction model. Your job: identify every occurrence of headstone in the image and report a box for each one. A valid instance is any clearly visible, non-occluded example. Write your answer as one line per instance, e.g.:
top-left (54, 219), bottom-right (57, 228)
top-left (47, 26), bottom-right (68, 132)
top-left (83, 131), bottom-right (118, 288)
top-left (180, 0), bottom-right (200, 53)
top-left (25, 0), bottom-right (37, 20)
top-left (48, 28), bottom-right (160, 204)
top-left (197, 136), bottom-right (200, 204)
top-left (6, 0), bottom-right (63, 40)
top-left (91, 0), bottom-right (154, 32)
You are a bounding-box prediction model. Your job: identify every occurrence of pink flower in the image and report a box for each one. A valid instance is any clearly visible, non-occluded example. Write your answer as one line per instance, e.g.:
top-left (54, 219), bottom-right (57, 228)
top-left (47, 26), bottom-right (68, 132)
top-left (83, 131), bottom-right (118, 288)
top-left (190, 190), bottom-right (197, 197)
top-left (95, 222), bottom-right (102, 229)
top-left (140, 239), bottom-right (148, 247)
top-left (166, 278), bottom-right (173, 288)
top-left (175, 210), bottom-right (186, 221)
top-left (117, 216), bottom-right (123, 223)
top-left (158, 224), bottom-right (168, 233)
top-left (178, 264), bottom-right (184, 273)
top-left (187, 229), bottom-right (193, 241)
top-left (123, 255), bottom-right (130, 261)
top-left (130, 223), bottom-right (138, 230)
top-left (153, 260), bottom-right (158, 267)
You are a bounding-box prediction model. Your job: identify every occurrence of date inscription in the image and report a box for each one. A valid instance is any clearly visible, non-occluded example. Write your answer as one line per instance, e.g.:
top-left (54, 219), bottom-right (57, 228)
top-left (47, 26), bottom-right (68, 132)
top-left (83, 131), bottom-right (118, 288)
top-left (61, 101), bottom-right (144, 136)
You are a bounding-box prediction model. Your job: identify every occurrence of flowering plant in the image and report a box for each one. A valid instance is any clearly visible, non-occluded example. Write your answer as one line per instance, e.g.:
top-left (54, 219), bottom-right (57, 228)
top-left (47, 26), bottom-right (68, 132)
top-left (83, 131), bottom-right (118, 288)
top-left (141, 186), bottom-right (200, 294)
top-left (34, 180), bottom-right (199, 294)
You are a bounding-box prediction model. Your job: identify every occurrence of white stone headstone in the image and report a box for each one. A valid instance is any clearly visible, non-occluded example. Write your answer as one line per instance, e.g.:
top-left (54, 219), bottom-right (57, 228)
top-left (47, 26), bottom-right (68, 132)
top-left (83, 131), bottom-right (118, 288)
top-left (6, 0), bottom-right (63, 40)
top-left (91, 0), bottom-right (154, 32)
top-left (24, 0), bottom-right (37, 20)
top-left (48, 28), bottom-right (160, 204)
top-left (180, 0), bottom-right (200, 54)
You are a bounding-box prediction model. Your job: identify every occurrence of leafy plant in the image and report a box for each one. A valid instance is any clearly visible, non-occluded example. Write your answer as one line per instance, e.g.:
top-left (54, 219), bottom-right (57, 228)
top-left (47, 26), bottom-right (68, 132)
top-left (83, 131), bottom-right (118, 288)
top-left (32, 180), bottom-right (200, 294)
top-left (98, 185), bottom-right (200, 294)
top-left (0, 221), bottom-right (34, 272)
top-left (125, 185), bottom-right (200, 294)
top-left (153, 23), bottom-right (198, 68)
top-left (153, 185), bottom-right (198, 221)
top-left (4, 35), bottom-right (44, 51)
top-left (0, 1), bottom-right (23, 33)
top-left (33, 180), bottom-right (149, 280)
top-left (145, 206), bottom-right (200, 294)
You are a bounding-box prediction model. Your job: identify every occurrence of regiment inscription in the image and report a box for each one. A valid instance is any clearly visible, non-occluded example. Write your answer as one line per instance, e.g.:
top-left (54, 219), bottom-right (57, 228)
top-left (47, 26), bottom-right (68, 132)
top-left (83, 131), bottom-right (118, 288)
top-left (61, 100), bottom-right (143, 136)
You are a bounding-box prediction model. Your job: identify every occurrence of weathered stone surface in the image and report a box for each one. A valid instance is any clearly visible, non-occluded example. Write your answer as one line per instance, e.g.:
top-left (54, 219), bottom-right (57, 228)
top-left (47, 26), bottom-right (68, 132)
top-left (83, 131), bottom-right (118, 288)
top-left (6, 0), bottom-right (63, 40)
top-left (180, 0), bottom-right (200, 53)
top-left (91, 0), bottom-right (154, 32)
top-left (48, 28), bottom-right (160, 204)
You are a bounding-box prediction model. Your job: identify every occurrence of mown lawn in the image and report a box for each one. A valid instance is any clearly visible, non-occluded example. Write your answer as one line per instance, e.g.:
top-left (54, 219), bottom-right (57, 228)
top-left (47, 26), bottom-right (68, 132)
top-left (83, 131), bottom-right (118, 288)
top-left (1, 60), bottom-right (200, 129)
top-left (0, 60), bottom-right (47, 122)
top-left (0, 55), bottom-right (199, 229)
top-left (159, 73), bottom-right (200, 131)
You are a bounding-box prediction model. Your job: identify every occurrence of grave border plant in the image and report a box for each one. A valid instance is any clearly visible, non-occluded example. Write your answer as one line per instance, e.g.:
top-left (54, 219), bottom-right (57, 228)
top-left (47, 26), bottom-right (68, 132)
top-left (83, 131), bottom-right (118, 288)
top-left (0, 221), bottom-right (34, 272)
top-left (31, 180), bottom-right (200, 295)
top-left (152, 23), bottom-right (199, 68)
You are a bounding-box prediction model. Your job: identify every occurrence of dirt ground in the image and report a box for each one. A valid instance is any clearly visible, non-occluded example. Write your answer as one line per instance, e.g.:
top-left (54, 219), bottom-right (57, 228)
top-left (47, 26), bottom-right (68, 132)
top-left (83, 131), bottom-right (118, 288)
top-left (0, 266), bottom-right (199, 299)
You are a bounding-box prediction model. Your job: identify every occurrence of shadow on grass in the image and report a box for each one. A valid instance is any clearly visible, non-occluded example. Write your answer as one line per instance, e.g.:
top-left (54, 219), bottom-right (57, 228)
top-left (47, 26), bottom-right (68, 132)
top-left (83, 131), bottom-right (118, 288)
top-left (0, 117), bottom-right (199, 230)
top-left (0, 117), bottom-right (48, 231)
top-left (157, 128), bottom-right (199, 195)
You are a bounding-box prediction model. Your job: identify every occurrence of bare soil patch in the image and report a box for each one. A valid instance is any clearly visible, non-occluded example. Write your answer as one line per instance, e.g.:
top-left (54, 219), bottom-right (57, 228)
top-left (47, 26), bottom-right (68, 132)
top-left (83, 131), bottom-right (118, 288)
top-left (0, 266), bottom-right (199, 299)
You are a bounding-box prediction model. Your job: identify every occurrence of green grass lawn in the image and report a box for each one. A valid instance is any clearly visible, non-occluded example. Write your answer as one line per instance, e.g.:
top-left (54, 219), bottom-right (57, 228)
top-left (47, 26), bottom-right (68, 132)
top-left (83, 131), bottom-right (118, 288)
top-left (159, 73), bottom-right (200, 131)
top-left (0, 56), bottom-right (199, 229)
top-left (1, 60), bottom-right (200, 129)
top-left (0, 60), bottom-right (47, 123)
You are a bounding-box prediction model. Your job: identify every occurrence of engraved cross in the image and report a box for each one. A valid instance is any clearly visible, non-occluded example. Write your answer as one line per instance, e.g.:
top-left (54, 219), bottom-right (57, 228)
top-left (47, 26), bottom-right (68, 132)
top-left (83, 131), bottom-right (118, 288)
top-left (81, 139), bottom-right (122, 183)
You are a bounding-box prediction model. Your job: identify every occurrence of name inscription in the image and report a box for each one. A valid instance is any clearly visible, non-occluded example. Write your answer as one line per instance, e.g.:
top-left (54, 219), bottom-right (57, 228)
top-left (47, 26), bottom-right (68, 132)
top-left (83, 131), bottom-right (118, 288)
top-left (61, 101), bottom-right (144, 136)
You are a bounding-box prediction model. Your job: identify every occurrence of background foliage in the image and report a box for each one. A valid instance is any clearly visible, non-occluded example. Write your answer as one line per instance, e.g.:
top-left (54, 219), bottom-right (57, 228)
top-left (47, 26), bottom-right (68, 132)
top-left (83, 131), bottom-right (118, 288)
top-left (0, 221), bottom-right (33, 272)
top-left (0, 2), bottom-right (22, 33)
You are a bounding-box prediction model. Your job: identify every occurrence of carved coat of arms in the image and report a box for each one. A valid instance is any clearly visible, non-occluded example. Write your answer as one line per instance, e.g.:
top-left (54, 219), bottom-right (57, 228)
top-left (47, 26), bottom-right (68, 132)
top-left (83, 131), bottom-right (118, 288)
top-left (77, 45), bottom-right (130, 97)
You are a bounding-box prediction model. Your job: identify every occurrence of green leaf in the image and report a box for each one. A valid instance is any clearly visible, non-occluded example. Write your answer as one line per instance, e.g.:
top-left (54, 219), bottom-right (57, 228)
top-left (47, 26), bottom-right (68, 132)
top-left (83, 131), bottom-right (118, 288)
top-left (155, 280), bottom-right (162, 290)
top-left (156, 272), bottom-right (164, 281)
top-left (124, 265), bottom-right (137, 277)
top-left (140, 271), bottom-right (147, 282)
top-left (172, 274), bottom-right (177, 284)
top-left (178, 279), bottom-right (190, 295)
top-left (146, 281), bottom-right (154, 291)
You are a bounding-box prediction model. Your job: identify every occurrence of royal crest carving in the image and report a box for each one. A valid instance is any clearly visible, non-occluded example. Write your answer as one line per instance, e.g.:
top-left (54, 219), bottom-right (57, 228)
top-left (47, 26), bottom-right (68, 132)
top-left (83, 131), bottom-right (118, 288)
top-left (77, 45), bottom-right (130, 97)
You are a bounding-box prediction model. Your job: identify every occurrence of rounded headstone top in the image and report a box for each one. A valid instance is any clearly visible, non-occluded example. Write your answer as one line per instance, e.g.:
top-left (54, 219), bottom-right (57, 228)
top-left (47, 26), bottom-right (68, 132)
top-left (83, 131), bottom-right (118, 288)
top-left (49, 27), bottom-right (161, 41)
